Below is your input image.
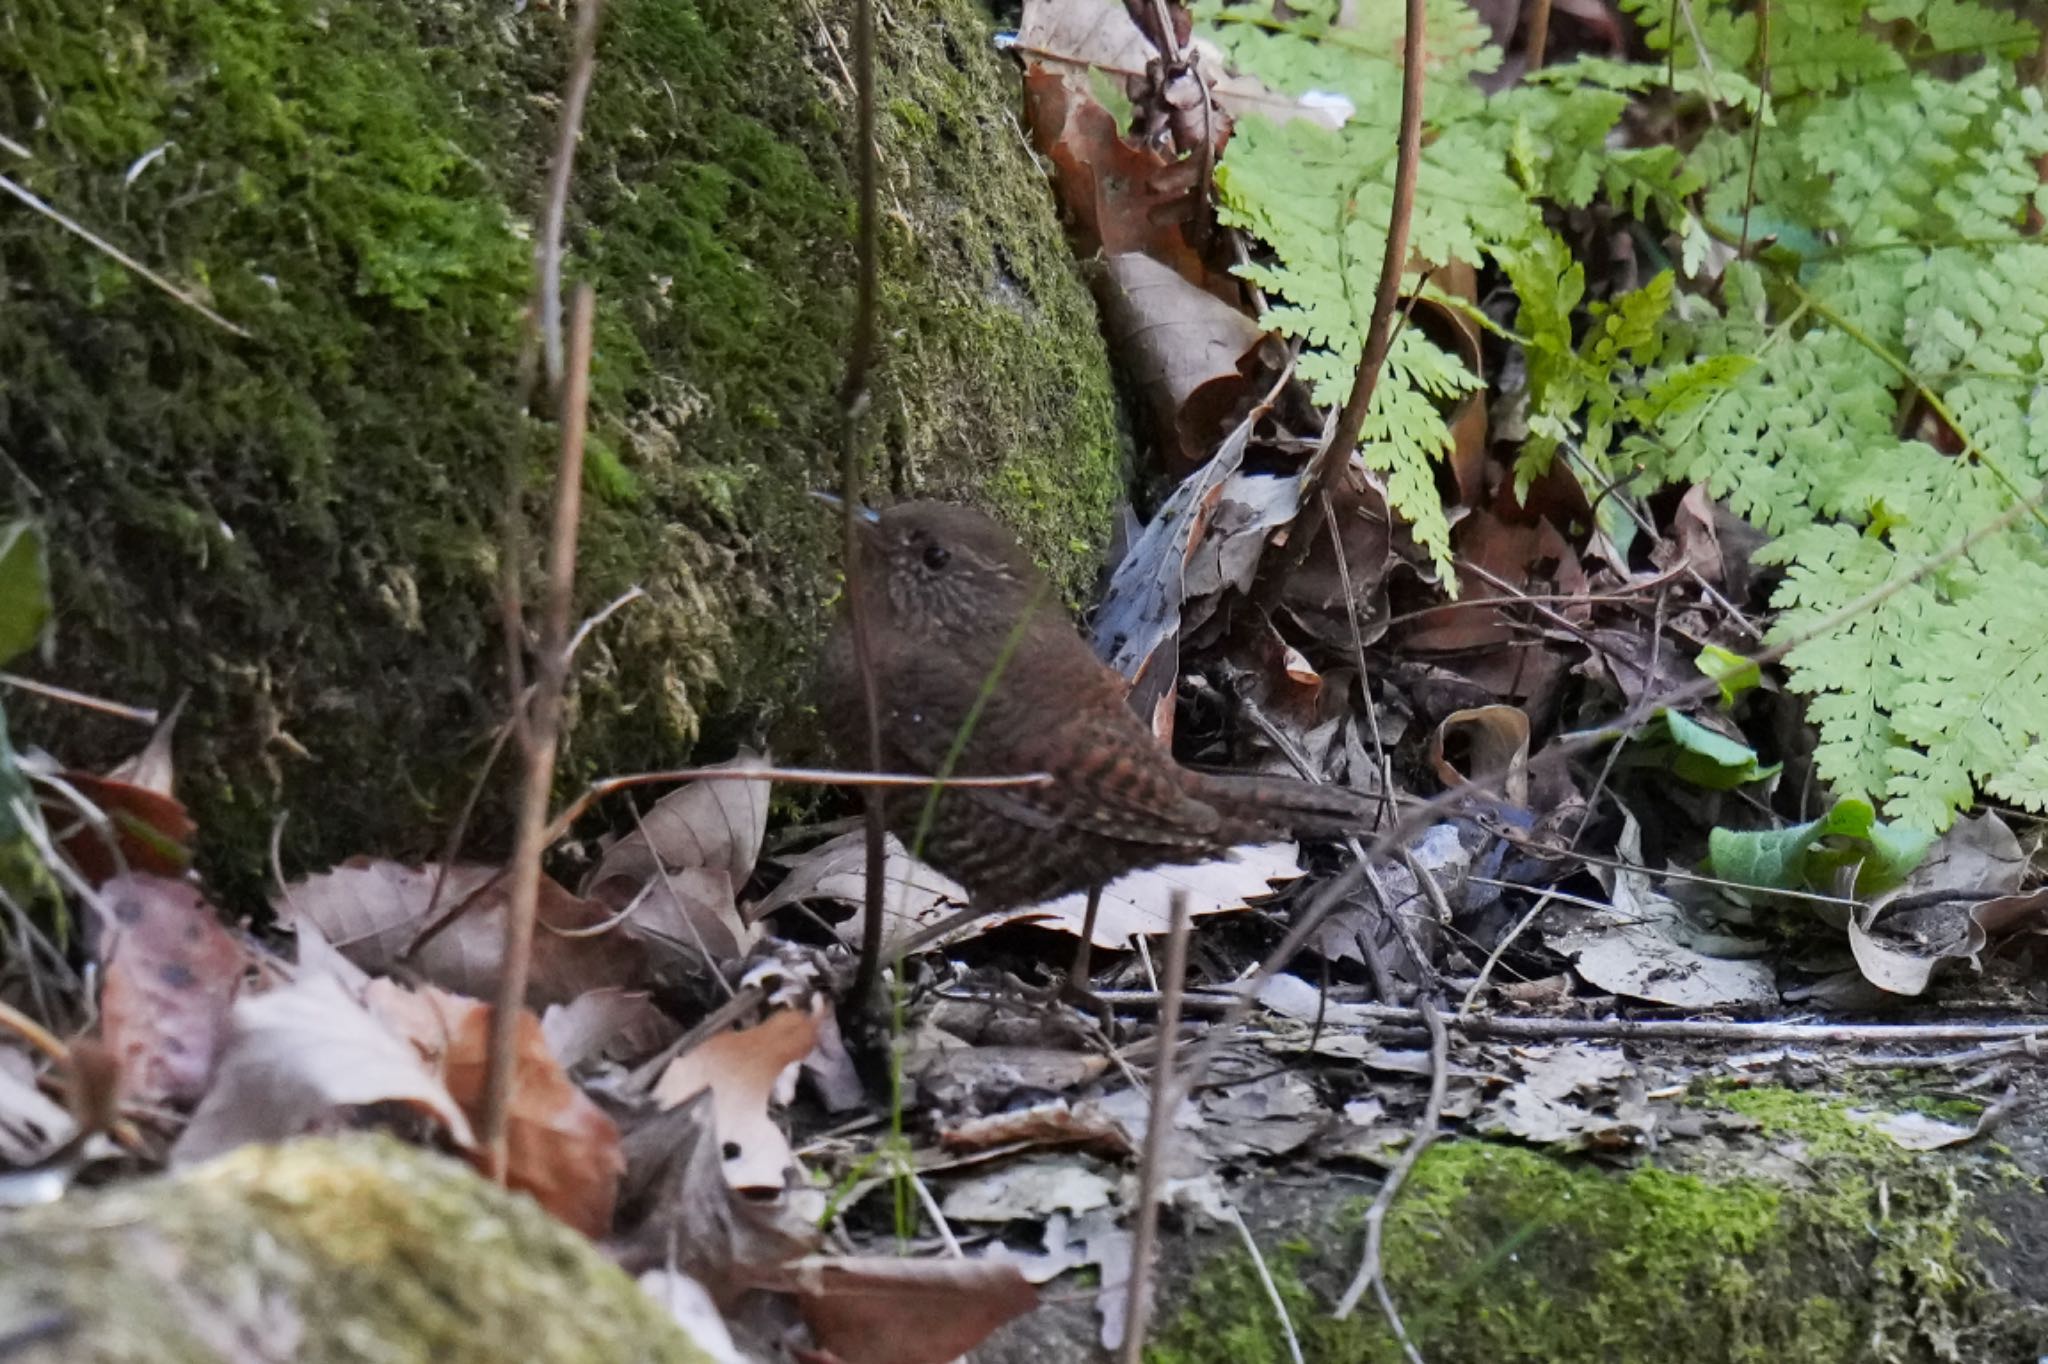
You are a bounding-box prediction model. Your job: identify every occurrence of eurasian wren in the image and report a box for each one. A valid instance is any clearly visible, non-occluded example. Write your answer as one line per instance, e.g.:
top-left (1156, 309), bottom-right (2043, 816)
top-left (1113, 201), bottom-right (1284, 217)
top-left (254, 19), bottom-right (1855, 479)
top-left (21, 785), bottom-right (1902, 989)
top-left (821, 501), bottom-right (1375, 929)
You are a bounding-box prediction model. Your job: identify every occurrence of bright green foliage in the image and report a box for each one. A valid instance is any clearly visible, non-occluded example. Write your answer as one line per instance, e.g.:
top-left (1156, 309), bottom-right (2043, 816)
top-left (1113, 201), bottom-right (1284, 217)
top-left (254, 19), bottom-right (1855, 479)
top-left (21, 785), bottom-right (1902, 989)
top-left (1201, 0), bottom-right (2048, 829)
top-left (1197, 0), bottom-right (1540, 578)
top-left (1708, 797), bottom-right (1933, 899)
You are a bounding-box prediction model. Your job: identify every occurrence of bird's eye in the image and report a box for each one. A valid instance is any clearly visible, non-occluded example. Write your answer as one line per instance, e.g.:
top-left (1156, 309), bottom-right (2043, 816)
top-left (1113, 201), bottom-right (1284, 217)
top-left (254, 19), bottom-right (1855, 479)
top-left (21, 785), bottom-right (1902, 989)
top-left (921, 543), bottom-right (951, 571)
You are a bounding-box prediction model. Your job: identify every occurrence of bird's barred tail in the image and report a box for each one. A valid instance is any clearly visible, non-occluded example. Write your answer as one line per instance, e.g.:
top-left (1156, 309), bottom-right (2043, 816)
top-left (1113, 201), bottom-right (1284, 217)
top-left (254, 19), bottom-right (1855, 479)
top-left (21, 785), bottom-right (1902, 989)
top-left (1188, 770), bottom-right (1382, 843)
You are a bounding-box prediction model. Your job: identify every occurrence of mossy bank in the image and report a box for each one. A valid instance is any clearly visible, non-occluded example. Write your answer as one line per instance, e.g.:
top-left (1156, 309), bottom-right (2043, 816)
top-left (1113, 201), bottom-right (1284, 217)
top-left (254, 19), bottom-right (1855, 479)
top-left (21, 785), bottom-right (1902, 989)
top-left (0, 0), bottom-right (1120, 892)
top-left (1148, 1089), bottom-right (2048, 1364)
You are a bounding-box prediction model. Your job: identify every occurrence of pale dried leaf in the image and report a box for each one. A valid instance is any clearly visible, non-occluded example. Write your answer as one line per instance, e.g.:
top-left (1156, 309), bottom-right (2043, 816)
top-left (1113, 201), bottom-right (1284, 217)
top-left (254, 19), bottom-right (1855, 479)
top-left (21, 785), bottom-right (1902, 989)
top-left (1548, 814), bottom-right (1776, 1010)
top-left (583, 752), bottom-right (770, 896)
top-left (281, 858), bottom-right (641, 1006)
top-left (1018, 0), bottom-right (1352, 129)
top-left (651, 1000), bottom-right (822, 1192)
top-left (940, 1157), bottom-right (1117, 1222)
top-left (0, 1049), bottom-right (73, 1166)
top-left (540, 988), bottom-right (681, 1071)
top-left (171, 973), bottom-right (472, 1165)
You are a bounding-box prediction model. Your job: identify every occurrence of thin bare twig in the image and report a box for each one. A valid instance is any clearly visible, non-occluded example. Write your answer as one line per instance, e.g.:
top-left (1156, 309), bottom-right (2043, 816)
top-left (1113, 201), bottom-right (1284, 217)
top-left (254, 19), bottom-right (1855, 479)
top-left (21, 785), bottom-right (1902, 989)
top-left (1224, 1205), bottom-right (1306, 1364)
top-left (478, 283), bottom-right (595, 1179)
top-left (0, 172), bottom-right (250, 338)
top-left (1335, 995), bottom-right (1446, 1343)
top-left (1120, 891), bottom-right (1190, 1364)
top-left (1522, 0), bottom-right (1554, 70)
top-left (1288, 0), bottom-right (1427, 568)
top-left (841, 0), bottom-right (891, 1015)
top-left (0, 674), bottom-right (156, 725)
top-left (535, 0), bottom-right (607, 392)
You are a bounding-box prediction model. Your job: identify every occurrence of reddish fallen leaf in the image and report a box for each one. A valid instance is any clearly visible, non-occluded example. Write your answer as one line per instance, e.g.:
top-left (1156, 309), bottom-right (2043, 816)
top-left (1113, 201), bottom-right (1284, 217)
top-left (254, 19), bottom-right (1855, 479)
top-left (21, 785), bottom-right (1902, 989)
top-left (652, 999), bottom-right (822, 1193)
top-left (281, 858), bottom-right (643, 1007)
top-left (46, 703), bottom-right (194, 884)
top-left (170, 973), bottom-right (473, 1166)
top-left (938, 1098), bottom-right (1135, 1158)
top-left (47, 774), bottom-right (195, 884)
top-left (96, 873), bottom-right (247, 1106)
top-left (369, 980), bottom-right (622, 1239)
top-left (789, 1256), bottom-right (1039, 1364)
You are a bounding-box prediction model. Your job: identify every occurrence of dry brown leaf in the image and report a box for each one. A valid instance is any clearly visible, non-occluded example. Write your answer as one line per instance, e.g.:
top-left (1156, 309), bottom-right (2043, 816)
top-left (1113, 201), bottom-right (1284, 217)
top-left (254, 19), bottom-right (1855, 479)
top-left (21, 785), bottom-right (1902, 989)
top-left (652, 999), bottom-right (823, 1192)
top-left (585, 754), bottom-right (770, 890)
top-left (1099, 253), bottom-right (1270, 472)
top-left (170, 973), bottom-right (472, 1166)
top-left (1429, 705), bottom-right (1531, 806)
top-left (789, 1256), bottom-right (1039, 1364)
top-left (281, 858), bottom-right (642, 1007)
top-left (1092, 417), bottom-right (1255, 699)
top-left (96, 873), bottom-right (247, 1107)
top-left (368, 979), bottom-right (622, 1239)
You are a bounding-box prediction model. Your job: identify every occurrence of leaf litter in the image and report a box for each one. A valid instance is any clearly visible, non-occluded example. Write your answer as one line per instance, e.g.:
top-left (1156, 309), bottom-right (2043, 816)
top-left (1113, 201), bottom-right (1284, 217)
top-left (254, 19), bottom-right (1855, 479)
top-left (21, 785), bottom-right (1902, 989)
top-left (10, 0), bottom-right (2048, 1358)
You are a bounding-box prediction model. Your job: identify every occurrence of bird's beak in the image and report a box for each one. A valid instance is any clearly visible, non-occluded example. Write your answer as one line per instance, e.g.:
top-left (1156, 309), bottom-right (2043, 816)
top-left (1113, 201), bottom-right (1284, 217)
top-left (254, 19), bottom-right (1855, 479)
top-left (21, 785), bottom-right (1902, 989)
top-left (809, 489), bottom-right (881, 524)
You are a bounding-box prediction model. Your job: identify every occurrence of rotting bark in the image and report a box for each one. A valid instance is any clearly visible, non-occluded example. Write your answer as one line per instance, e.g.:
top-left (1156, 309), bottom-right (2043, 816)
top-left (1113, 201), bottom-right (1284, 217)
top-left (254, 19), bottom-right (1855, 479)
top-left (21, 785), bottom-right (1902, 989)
top-left (0, 1135), bottom-right (716, 1364)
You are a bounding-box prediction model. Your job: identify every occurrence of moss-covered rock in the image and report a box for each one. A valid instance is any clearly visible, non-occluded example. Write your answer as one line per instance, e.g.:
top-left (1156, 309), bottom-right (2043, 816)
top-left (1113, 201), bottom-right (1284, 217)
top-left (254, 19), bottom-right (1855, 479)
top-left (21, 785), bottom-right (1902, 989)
top-left (0, 0), bottom-right (1120, 893)
top-left (0, 1135), bottom-right (717, 1363)
top-left (1147, 1090), bottom-right (2048, 1364)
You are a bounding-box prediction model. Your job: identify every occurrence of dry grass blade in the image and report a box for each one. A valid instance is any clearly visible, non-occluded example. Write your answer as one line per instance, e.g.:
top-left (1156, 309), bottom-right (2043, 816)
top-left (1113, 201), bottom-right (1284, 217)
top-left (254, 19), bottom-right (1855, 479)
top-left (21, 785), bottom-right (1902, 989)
top-left (0, 172), bottom-right (250, 338)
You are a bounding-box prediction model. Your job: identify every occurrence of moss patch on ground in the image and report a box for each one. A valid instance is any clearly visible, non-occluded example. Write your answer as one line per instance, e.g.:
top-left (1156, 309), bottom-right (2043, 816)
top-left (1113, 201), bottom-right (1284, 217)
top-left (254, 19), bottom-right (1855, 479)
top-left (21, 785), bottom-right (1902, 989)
top-left (0, 1135), bottom-right (714, 1362)
top-left (1149, 1088), bottom-right (2046, 1364)
top-left (0, 0), bottom-right (1120, 896)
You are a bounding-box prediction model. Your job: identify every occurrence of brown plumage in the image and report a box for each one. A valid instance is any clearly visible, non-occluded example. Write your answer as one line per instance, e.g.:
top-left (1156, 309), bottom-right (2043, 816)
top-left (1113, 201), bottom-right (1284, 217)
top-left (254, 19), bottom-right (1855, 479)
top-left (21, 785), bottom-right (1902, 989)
top-left (821, 501), bottom-right (1373, 913)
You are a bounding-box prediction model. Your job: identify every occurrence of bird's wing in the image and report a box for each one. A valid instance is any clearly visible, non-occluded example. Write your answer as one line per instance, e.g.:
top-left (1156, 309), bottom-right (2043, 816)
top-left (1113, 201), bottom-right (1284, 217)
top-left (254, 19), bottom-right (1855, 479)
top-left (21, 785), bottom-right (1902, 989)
top-left (1004, 707), bottom-right (1226, 849)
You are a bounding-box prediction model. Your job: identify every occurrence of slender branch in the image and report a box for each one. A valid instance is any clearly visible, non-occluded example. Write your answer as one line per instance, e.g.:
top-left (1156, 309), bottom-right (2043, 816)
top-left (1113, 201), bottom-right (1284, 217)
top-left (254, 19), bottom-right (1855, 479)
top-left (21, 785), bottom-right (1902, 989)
top-left (840, 0), bottom-right (891, 1014)
top-left (478, 284), bottom-right (595, 1179)
top-left (1120, 892), bottom-right (1190, 1364)
top-left (1295, 0), bottom-right (1426, 553)
top-left (1522, 0), bottom-right (1554, 70)
top-left (535, 0), bottom-right (606, 393)
top-left (1335, 996), bottom-right (1446, 1339)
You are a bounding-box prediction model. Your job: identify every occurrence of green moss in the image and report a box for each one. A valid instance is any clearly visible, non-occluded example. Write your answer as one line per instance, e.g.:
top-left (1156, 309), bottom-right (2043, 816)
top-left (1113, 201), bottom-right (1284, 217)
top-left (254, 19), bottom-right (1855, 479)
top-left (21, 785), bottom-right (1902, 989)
top-left (0, 0), bottom-right (1119, 895)
top-left (1151, 1096), bottom-right (2045, 1364)
top-left (0, 1135), bottom-right (713, 1362)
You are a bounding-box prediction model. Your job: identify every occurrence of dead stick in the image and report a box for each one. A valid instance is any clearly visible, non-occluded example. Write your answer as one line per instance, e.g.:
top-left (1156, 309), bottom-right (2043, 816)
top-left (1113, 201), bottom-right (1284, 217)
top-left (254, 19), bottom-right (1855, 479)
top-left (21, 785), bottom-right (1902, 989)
top-left (841, 0), bottom-right (890, 1015)
top-left (535, 0), bottom-right (605, 392)
top-left (1121, 892), bottom-right (1190, 1364)
top-left (1335, 995), bottom-right (1446, 1337)
top-left (478, 283), bottom-right (594, 1179)
top-left (1283, 0), bottom-right (1426, 576)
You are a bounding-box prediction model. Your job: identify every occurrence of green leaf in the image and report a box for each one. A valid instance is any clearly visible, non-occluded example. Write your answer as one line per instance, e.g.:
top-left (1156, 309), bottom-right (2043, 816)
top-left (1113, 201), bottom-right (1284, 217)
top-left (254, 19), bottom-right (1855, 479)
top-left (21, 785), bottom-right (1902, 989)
top-left (0, 521), bottom-right (51, 667)
top-left (1708, 798), bottom-right (1932, 897)
top-left (1696, 646), bottom-right (1763, 705)
top-left (1640, 710), bottom-right (1781, 790)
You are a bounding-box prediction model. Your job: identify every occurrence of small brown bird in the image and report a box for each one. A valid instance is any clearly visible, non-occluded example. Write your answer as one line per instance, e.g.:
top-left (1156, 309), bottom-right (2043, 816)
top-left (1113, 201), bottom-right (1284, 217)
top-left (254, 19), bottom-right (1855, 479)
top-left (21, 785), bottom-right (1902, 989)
top-left (822, 500), bottom-right (1374, 985)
